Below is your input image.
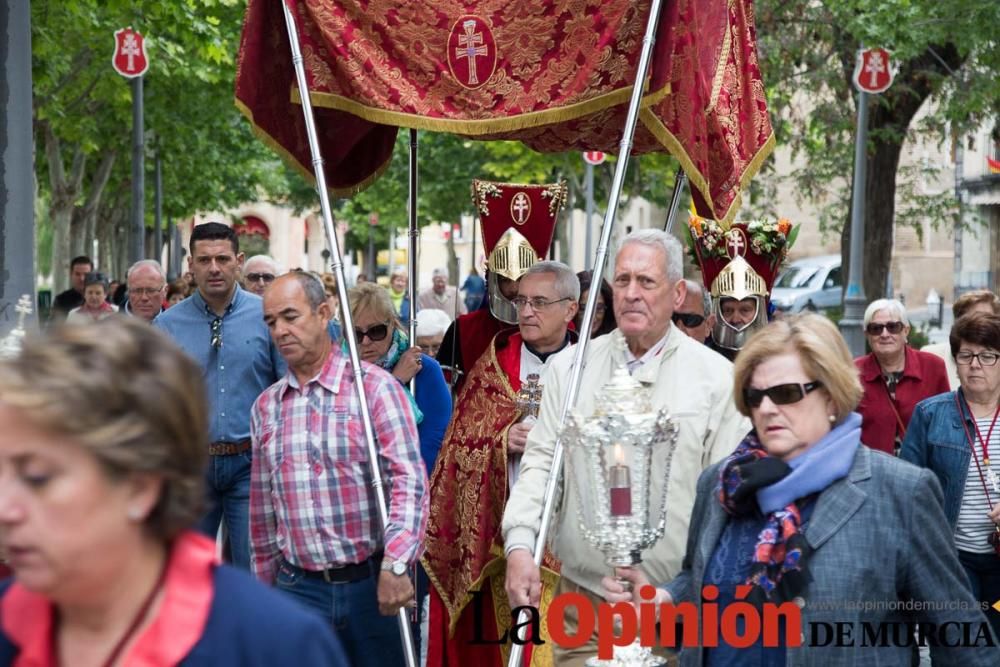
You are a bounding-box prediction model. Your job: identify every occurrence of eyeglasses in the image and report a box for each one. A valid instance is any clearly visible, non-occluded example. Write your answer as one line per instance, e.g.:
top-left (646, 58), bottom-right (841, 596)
top-left (130, 287), bottom-right (164, 298)
top-left (210, 317), bottom-right (223, 349)
top-left (743, 381), bottom-right (823, 409)
top-left (955, 351), bottom-right (1000, 366)
top-left (246, 273), bottom-right (276, 284)
top-left (865, 321), bottom-right (905, 335)
top-left (672, 312), bottom-right (706, 328)
top-left (511, 296), bottom-right (571, 311)
top-left (354, 323), bottom-right (389, 342)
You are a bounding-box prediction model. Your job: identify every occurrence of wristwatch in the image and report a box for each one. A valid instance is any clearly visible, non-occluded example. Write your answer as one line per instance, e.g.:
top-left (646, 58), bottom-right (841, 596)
top-left (381, 559), bottom-right (408, 576)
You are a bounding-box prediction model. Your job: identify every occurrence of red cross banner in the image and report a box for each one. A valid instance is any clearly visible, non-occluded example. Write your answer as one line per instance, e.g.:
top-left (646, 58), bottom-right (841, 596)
top-left (112, 27), bottom-right (148, 78)
top-left (235, 0), bottom-right (775, 225)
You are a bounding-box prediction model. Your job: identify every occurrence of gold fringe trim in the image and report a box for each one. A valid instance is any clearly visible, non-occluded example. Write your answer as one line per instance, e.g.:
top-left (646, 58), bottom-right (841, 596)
top-left (234, 97), bottom-right (393, 198)
top-left (639, 108), bottom-right (776, 228)
top-left (291, 81), bottom-right (670, 136)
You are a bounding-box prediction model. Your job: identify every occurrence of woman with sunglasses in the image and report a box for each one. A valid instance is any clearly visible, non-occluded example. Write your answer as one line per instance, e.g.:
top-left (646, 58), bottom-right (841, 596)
top-left (902, 312), bottom-right (1000, 640)
top-left (855, 298), bottom-right (950, 455)
top-left (600, 314), bottom-right (997, 666)
top-left (347, 283), bottom-right (452, 477)
top-left (574, 270), bottom-right (617, 338)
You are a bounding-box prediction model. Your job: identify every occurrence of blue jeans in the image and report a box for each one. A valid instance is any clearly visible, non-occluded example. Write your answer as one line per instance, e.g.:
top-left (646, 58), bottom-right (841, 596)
top-left (275, 559), bottom-right (407, 667)
top-left (197, 452), bottom-right (251, 570)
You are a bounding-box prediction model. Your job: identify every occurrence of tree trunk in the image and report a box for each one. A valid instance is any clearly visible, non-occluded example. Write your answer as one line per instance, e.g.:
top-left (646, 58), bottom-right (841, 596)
top-left (864, 139), bottom-right (904, 300)
top-left (77, 151), bottom-right (117, 266)
top-left (43, 123), bottom-right (86, 294)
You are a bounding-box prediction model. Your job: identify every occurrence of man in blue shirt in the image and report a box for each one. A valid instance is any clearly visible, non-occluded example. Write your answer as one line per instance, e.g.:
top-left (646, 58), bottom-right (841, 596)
top-left (154, 222), bottom-right (284, 569)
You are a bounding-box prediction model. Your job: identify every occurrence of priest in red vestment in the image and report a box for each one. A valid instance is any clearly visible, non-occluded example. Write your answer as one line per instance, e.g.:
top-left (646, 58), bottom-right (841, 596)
top-left (424, 255), bottom-right (578, 666)
top-left (437, 180), bottom-right (566, 396)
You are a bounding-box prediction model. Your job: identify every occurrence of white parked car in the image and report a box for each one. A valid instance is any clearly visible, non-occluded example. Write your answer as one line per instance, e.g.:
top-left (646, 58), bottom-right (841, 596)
top-left (770, 255), bottom-right (843, 313)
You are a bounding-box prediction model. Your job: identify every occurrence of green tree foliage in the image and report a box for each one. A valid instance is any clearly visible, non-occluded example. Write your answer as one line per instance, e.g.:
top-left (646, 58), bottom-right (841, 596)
top-left (754, 0), bottom-right (1000, 298)
top-left (33, 0), bottom-right (290, 289)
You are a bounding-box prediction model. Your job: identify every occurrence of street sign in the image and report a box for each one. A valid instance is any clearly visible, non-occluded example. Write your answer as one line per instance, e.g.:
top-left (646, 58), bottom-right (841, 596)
top-left (853, 48), bottom-right (893, 94)
top-left (582, 150), bottom-right (606, 166)
top-left (112, 28), bottom-right (149, 78)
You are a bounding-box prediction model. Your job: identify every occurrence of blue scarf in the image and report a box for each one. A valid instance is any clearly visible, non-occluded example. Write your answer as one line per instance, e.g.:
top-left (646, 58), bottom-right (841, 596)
top-left (719, 412), bottom-right (861, 603)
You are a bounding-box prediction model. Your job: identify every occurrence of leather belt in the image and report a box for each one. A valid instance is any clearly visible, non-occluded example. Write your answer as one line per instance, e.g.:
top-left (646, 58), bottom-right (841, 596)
top-left (208, 439), bottom-right (251, 456)
top-left (284, 552), bottom-right (383, 584)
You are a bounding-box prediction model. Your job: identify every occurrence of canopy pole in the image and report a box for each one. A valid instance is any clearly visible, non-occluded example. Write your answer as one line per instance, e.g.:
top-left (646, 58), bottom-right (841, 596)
top-left (280, 4), bottom-right (418, 666)
top-left (506, 0), bottom-right (666, 664)
top-left (662, 169), bottom-right (687, 234)
top-left (407, 129), bottom-right (419, 392)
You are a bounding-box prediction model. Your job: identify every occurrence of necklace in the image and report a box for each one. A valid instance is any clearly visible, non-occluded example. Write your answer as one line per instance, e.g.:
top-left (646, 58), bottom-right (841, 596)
top-left (965, 394), bottom-right (1000, 495)
top-left (55, 558), bottom-right (168, 667)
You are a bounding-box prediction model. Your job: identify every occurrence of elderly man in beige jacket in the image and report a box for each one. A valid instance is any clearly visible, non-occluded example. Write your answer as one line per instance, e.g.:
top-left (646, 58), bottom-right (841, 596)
top-left (502, 229), bottom-right (751, 666)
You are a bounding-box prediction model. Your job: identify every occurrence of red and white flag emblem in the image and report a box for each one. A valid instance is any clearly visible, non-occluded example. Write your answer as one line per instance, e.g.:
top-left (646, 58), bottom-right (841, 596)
top-left (112, 28), bottom-right (149, 78)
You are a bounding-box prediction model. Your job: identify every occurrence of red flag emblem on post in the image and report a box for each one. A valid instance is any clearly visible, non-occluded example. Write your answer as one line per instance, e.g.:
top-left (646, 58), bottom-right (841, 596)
top-left (112, 27), bottom-right (149, 78)
top-left (853, 48), bottom-right (893, 94)
top-left (446, 15), bottom-right (496, 90)
top-left (582, 151), bottom-right (607, 166)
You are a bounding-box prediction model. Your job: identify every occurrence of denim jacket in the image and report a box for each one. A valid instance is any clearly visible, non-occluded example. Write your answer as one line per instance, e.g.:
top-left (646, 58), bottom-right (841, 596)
top-left (899, 391), bottom-right (976, 528)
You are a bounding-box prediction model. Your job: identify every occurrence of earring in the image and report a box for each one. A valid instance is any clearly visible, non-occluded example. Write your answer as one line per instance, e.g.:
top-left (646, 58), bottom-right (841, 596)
top-left (127, 508), bottom-right (144, 522)
top-left (828, 414), bottom-right (836, 423)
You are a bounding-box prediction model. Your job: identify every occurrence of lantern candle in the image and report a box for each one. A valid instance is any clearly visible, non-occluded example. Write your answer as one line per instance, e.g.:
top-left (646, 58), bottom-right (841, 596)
top-left (609, 443), bottom-right (632, 516)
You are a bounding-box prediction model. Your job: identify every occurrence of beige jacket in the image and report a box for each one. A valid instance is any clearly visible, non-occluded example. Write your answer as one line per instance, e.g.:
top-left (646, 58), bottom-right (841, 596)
top-left (501, 325), bottom-right (751, 596)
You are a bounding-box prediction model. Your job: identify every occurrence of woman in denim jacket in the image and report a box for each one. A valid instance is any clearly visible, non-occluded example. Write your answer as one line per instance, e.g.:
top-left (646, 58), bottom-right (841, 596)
top-left (901, 311), bottom-right (1000, 640)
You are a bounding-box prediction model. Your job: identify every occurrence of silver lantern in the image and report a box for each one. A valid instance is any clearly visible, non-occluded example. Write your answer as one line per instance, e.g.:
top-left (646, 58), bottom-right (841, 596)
top-left (562, 340), bottom-right (678, 666)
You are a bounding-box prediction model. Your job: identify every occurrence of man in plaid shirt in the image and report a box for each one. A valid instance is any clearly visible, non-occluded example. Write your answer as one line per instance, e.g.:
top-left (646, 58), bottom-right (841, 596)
top-left (250, 272), bottom-right (428, 667)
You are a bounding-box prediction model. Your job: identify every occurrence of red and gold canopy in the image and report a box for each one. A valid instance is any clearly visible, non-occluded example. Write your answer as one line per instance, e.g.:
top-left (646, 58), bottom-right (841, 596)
top-left (235, 0), bottom-right (774, 225)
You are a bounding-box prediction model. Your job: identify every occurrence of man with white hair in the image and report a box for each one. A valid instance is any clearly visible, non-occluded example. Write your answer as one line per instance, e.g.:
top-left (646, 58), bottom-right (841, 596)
top-left (672, 278), bottom-right (716, 344)
top-left (424, 261), bottom-right (579, 666)
top-left (502, 229), bottom-right (750, 665)
top-left (415, 309), bottom-right (451, 358)
top-left (125, 259), bottom-right (167, 322)
top-left (242, 255), bottom-right (280, 296)
top-left (416, 267), bottom-right (466, 320)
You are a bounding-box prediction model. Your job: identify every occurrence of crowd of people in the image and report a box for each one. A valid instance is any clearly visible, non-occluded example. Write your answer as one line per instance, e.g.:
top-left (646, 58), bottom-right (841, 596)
top-left (3, 204), bottom-right (1000, 666)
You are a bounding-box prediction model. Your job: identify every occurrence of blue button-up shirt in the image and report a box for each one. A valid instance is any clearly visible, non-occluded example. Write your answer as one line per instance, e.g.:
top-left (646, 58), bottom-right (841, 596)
top-left (154, 286), bottom-right (285, 443)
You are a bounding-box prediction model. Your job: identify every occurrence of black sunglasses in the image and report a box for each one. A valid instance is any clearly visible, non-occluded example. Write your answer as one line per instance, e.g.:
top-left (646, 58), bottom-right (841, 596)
top-left (210, 317), bottom-right (223, 350)
top-left (354, 323), bottom-right (389, 342)
top-left (246, 272), bottom-right (276, 283)
top-left (672, 312), bottom-right (706, 328)
top-left (865, 321), bottom-right (905, 335)
top-left (743, 381), bottom-right (823, 409)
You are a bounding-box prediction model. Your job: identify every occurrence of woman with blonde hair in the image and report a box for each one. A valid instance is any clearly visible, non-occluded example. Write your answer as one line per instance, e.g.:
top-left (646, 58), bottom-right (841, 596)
top-left (0, 318), bottom-right (347, 666)
top-left (601, 313), bottom-right (996, 666)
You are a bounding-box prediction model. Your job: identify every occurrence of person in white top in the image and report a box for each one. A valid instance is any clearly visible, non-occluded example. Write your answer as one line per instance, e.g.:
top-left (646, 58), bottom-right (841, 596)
top-left (502, 229), bottom-right (751, 666)
top-left (923, 290), bottom-right (1000, 390)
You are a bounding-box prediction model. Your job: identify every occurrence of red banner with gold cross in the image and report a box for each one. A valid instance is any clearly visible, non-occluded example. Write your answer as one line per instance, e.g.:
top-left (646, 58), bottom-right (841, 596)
top-left (235, 0), bottom-right (774, 225)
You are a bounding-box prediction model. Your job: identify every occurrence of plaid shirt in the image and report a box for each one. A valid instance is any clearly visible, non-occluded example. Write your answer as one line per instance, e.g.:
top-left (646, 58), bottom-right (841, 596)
top-left (249, 348), bottom-right (427, 583)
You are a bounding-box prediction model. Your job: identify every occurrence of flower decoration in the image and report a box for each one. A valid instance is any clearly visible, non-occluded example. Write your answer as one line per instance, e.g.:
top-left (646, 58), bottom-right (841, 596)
top-left (685, 215), bottom-right (799, 264)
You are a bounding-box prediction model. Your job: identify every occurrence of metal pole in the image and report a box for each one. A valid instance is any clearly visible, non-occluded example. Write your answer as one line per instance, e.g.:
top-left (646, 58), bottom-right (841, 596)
top-left (130, 76), bottom-right (145, 263)
top-left (154, 155), bottom-right (163, 265)
top-left (166, 216), bottom-right (175, 279)
top-left (838, 90), bottom-right (869, 357)
top-left (507, 0), bottom-right (666, 664)
top-left (407, 129), bottom-right (418, 385)
top-left (279, 5), bottom-right (418, 665)
top-left (584, 161), bottom-right (594, 269)
top-left (662, 169), bottom-right (687, 234)
top-left (0, 0), bottom-right (36, 330)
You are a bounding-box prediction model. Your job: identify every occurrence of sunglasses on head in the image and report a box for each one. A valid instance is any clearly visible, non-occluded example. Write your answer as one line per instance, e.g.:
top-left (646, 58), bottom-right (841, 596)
top-left (743, 381), bottom-right (823, 409)
top-left (354, 323), bottom-right (389, 342)
top-left (210, 317), bottom-right (223, 350)
top-left (671, 312), bottom-right (705, 328)
top-left (865, 321), bottom-right (905, 335)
